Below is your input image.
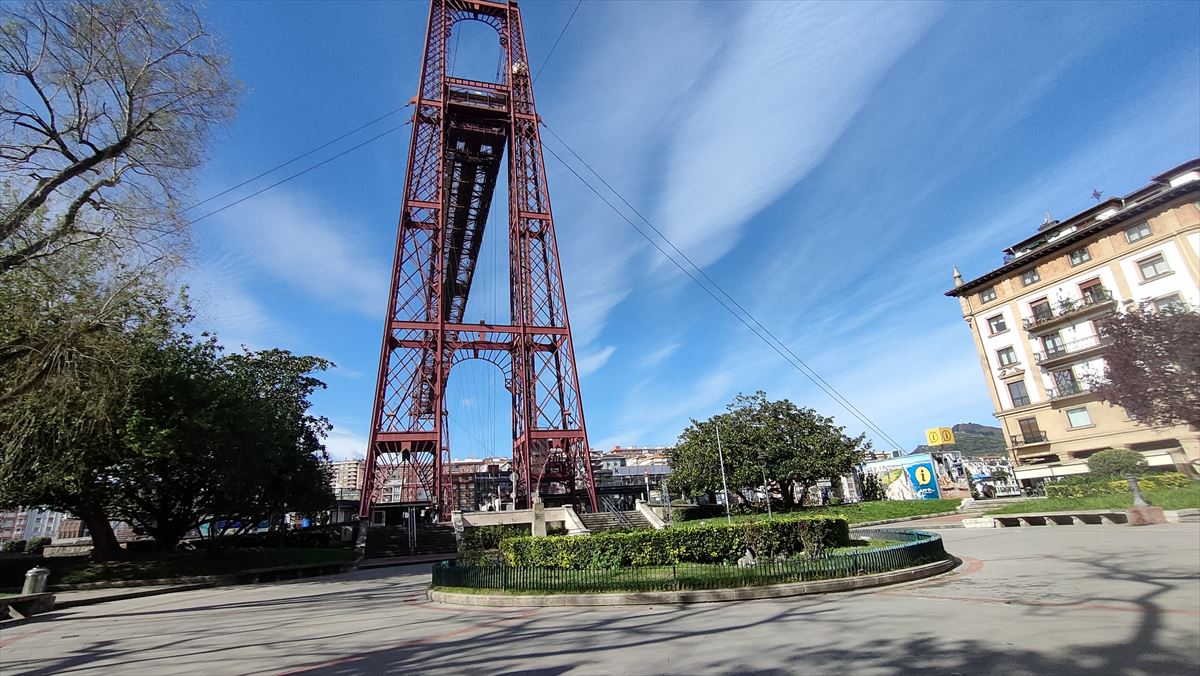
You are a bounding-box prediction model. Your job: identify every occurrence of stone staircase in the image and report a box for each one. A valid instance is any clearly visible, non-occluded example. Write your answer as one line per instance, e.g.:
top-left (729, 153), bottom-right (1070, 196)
top-left (364, 524), bottom-right (457, 559)
top-left (578, 511), bottom-right (653, 532)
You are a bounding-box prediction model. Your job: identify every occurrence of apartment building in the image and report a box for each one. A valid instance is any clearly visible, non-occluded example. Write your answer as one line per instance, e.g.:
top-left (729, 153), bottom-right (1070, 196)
top-left (0, 507), bottom-right (67, 543)
top-left (947, 158), bottom-right (1200, 489)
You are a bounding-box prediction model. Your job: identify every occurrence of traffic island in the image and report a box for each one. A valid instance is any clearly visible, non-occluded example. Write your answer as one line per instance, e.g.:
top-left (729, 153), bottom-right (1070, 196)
top-left (429, 527), bottom-right (954, 607)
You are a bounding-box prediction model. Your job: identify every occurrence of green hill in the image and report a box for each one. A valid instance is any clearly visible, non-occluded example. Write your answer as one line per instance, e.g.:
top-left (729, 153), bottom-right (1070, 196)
top-left (912, 423), bottom-right (1007, 457)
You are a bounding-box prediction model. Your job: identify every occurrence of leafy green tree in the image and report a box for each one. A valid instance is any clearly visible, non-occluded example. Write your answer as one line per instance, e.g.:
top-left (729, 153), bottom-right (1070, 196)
top-left (671, 392), bottom-right (870, 510)
top-left (0, 244), bottom-right (178, 560)
top-left (109, 338), bottom-right (334, 552)
top-left (1086, 448), bottom-right (1147, 480)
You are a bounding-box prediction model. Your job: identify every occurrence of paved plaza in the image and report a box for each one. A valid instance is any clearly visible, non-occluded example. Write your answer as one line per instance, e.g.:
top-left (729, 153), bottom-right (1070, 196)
top-left (1, 525), bottom-right (1198, 675)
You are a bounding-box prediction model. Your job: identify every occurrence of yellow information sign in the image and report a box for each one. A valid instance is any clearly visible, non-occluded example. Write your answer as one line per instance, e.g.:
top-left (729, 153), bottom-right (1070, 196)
top-left (925, 427), bottom-right (956, 446)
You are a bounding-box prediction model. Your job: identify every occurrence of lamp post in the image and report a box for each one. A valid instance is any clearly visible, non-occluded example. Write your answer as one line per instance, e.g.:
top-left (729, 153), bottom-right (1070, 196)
top-left (758, 449), bottom-right (772, 520)
top-left (715, 423), bottom-right (732, 524)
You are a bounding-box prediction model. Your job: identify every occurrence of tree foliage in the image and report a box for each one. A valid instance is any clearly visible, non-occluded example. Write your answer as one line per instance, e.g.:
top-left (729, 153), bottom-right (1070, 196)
top-left (1089, 304), bottom-right (1199, 429)
top-left (671, 392), bottom-right (870, 509)
top-left (1086, 448), bottom-right (1148, 480)
top-left (1, 0), bottom-right (237, 275)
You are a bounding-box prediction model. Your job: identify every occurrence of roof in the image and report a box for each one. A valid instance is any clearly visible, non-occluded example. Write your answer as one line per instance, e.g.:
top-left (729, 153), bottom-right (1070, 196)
top-left (947, 157), bottom-right (1200, 297)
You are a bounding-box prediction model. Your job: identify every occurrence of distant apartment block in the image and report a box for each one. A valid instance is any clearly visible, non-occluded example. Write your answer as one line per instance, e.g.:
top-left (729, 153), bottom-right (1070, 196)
top-left (947, 159), bottom-right (1200, 489)
top-left (0, 507), bottom-right (67, 543)
top-left (330, 459), bottom-right (365, 493)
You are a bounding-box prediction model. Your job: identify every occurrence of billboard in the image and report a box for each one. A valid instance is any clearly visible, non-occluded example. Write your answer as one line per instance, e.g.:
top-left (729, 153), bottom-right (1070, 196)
top-left (862, 453), bottom-right (941, 500)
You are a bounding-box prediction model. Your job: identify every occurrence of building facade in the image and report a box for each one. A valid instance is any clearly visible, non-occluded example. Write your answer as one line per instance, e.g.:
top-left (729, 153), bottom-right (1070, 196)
top-left (948, 159), bottom-right (1200, 488)
top-left (0, 507), bottom-right (67, 543)
top-left (330, 460), bottom-right (365, 492)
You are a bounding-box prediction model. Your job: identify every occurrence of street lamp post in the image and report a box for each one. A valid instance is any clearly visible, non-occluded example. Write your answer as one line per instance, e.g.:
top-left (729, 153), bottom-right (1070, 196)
top-left (715, 423), bottom-right (732, 524)
top-left (758, 450), bottom-right (772, 520)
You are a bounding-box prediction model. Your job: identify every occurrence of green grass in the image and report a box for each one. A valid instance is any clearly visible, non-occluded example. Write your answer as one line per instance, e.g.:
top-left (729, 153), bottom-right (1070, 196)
top-left (52, 547), bottom-right (357, 585)
top-left (985, 484), bottom-right (1200, 515)
top-left (675, 499), bottom-right (962, 529)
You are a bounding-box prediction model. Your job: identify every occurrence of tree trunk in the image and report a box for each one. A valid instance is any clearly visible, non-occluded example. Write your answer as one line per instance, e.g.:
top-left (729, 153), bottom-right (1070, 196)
top-left (78, 504), bottom-right (122, 562)
top-left (781, 482), bottom-right (795, 511)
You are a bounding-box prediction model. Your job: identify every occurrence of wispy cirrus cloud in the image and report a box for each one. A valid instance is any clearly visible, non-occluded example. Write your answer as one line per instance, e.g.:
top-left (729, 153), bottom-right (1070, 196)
top-left (653, 1), bottom-right (940, 271)
top-left (203, 191), bottom-right (390, 318)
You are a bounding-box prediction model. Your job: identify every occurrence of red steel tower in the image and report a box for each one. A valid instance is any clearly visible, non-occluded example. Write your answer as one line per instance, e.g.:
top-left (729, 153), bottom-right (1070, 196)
top-left (359, 0), bottom-right (598, 520)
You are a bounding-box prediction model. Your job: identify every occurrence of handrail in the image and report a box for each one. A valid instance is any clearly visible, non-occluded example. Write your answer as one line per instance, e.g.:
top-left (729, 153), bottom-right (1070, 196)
top-left (600, 496), bottom-right (634, 528)
top-left (1023, 289), bottom-right (1114, 330)
top-left (1010, 431), bottom-right (1049, 446)
top-left (1034, 335), bottom-right (1110, 363)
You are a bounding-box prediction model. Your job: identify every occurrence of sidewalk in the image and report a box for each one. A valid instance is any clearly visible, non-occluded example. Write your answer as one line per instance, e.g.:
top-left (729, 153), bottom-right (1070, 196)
top-left (44, 554), bottom-right (455, 610)
top-left (53, 582), bottom-right (216, 609)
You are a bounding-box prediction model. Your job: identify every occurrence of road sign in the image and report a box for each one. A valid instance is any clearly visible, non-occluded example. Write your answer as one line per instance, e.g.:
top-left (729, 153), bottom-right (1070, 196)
top-left (925, 427), bottom-right (956, 446)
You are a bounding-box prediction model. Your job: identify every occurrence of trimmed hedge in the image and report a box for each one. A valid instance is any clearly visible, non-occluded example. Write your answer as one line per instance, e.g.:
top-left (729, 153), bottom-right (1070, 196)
top-left (1045, 472), bottom-right (1191, 499)
top-left (500, 516), bottom-right (849, 569)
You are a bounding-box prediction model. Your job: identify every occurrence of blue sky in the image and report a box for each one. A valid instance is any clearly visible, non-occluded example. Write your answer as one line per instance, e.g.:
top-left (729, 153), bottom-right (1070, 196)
top-left (187, 0), bottom-right (1200, 460)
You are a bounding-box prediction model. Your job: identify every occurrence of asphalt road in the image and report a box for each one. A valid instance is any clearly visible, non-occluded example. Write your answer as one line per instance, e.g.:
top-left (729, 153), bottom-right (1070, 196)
top-left (1, 524), bottom-right (1197, 675)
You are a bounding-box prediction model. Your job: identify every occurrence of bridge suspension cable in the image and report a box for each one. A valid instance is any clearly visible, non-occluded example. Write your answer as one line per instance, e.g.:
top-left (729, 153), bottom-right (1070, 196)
top-left (540, 123), bottom-right (908, 453)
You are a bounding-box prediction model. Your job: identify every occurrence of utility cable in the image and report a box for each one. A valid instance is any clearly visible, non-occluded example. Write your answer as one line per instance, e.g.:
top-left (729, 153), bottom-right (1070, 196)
top-left (183, 104), bottom-right (408, 214)
top-left (540, 127), bottom-right (907, 452)
top-left (533, 0), bottom-right (583, 84)
top-left (188, 124), bottom-right (404, 226)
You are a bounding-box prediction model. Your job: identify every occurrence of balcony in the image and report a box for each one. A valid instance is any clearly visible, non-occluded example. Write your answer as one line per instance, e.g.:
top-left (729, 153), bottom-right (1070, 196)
top-left (1033, 335), bottom-right (1111, 368)
top-left (1010, 431), bottom-right (1049, 448)
top-left (1023, 289), bottom-right (1116, 333)
top-left (1048, 381), bottom-right (1092, 402)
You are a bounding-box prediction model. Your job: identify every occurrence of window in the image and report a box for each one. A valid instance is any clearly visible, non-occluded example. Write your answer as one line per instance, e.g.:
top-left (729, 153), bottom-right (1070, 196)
top-left (1018, 417), bottom-right (1044, 443)
top-left (1053, 369), bottom-right (1081, 396)
top-left (1008, 381), bottom-right (1030, 408)
top-left (1154, 293), bottom-right (1184, 314)
top-left (1068, 248), bottom-right (1091, 266)
top-left (1137, 254), bottom-right (1171, 281)
top-left (1041, 333), bottom-right (1065, 357)
top-left (978, 286), bottom-right (997, 304)
top-left (987, 314), bottom-right (1008, 335)
top-left (1030, 299), bottom-right (1053, 322)
top-left (1021, 269), bottom-right (1041, 286)
top-left (997, 346), bottom-right (1018, 367)
top-left (1079, 279), bottom-right (1105, 304)
top-left (1065, 406), bottom-right (1092, 428)
top-left (1124, 222), bottom-right (1151, 243)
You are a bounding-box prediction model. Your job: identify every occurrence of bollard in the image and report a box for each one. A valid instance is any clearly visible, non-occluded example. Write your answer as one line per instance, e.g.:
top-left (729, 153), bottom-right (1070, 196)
top-left (22, 566), bottom-right (50, 595)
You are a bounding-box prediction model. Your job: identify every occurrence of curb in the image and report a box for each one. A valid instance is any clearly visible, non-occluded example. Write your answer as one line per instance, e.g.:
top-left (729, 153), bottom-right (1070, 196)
top-left (851, 511), bottom-right (964, 528)
top-left (54, 582), bottom-right (217, 610)
top-left (356, 555), bottom-right (457, 570)
top-left (428, 556), bottom-right (959, 607)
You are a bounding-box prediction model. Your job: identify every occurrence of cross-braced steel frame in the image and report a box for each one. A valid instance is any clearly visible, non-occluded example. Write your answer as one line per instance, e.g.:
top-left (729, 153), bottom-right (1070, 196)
top-left (359, 0), bottom-right (598, 520)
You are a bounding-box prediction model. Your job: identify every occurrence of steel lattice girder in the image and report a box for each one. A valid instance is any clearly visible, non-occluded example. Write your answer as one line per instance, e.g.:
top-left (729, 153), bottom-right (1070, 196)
top-left (360, 0), bottom-right (598, 519)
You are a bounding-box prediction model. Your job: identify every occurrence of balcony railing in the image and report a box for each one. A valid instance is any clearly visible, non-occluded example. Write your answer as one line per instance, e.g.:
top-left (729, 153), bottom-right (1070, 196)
top-left (1023, 289), bottom-right (1114, 331)
top-left (1010, 431), bottom-right (1049, 447)
top-left (1034, 335), bottom-right (1111, 365)
top-left (1048, 381), bottom-right (1090, 400)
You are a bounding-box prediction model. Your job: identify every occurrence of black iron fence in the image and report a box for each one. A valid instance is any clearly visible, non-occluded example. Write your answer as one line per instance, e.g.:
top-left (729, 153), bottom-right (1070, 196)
top-left (432, 528), bottom-right (946, 593)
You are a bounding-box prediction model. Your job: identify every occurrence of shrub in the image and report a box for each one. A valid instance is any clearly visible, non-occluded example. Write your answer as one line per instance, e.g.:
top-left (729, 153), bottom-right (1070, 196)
top-left (500, 516), bottom-right (849, 568)
top-left (25, 537), bottom-right (52, 554)
top-left (459, 525), bottom-right (531, 565)
top-left (675, 504), bottom-right (728, 522)
top-left (1045, 472), bottom-right (1191, 499)
top-left (1087, 448), bottom-right (1148, 479)
top-left (2, 539), bottom-right (27, 553)
top-left (460, 525), bottom-right (530, 551)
